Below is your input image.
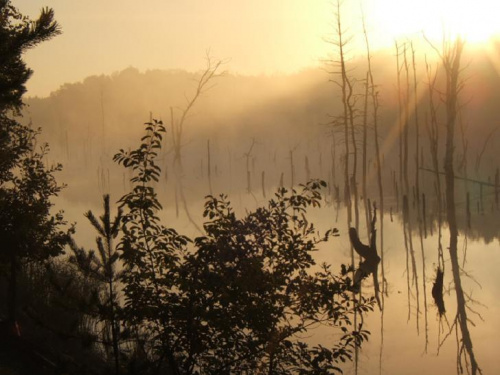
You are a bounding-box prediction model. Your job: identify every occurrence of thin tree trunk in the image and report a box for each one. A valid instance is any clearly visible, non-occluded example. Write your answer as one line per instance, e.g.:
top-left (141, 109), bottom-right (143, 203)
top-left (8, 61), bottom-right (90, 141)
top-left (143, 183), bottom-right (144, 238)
top-left (362, 72), bottom-right (370, 238)
top-left (396, 43), bottom-right (404, 209)
top-left (403, 46), bottom-right (410, 197)
top-left (332, 1), bottom-right (356, 372)
top-left (207, 139), bottom-right (213, 195)
top-left (441, 37), bottom-right (480, 375)
top-left (411, 43), bottom-right (420, 207)
top-left (495, 167), bottom-right (499, 210)
top-left (261, 171), bottom-right (266, 198)
top-left (245, 139), bottom-right (256, 194)
top-left (402, 195), bottom-right (419, 328)
top-left (362, 18), bottom-right (386, 372)
top-left (305, 156), bottom-right (310, 182)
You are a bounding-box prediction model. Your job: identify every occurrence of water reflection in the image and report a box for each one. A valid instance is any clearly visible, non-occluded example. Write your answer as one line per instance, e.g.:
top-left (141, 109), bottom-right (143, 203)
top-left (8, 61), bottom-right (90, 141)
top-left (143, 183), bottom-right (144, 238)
top-left (318, 204), bottom-right (497, 375)
top-left (62, 183), bottom-right (499, 374)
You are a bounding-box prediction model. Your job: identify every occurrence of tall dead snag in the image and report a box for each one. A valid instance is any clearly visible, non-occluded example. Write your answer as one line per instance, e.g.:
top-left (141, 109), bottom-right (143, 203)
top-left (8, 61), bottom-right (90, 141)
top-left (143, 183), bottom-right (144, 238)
top-left (362, 72), bottom-right (370, 238)
top-left (244, 138), bottom-right (256, 194)
top-left (171, 57), bottom-right (224, 169)
top-left (425, 57), bottom-right (450, 354)
top-left (329, 130), bottom-right (340, 222)
top-left (305, 156), bottom-right (311, 182)
top-left (349, 86), bottom-right (360, 232)
top-left (417, 198), bottom-right (429, 353)
top-left (403, 195), bottom-right (420, 334)
top-left (362, 16), bottom-right (386, 374)
top-left (289, 146), bottom-right (296, 189)
top-left (425, 58), bottom-right (445, 269)
top-left (328, 0), bottom-right (352, 225)
top-left (330, 130), bottom-right (337, 188)
top-left (403, 45), bottom-right (410, 198)
top-left (412, 43), bottom-right (421, 207)
top-left (495, 167), bottom-right (499, 210)
top-left (397, 42), bottom-right (415, 325)
top-left (261, 171), bottom-right (266, 198)
top-left (328, 1), bottom-right (358, 372)
top-left (411, 43), bottom-right (429, 351)
top-left (395, 42), bottom-right (404, 207)
top-left (362, 13), bottom-right (385, 299)
top-left (207, 140), bottom-right (213, 195)
top-left (431, 36), bottom-right (481, 374)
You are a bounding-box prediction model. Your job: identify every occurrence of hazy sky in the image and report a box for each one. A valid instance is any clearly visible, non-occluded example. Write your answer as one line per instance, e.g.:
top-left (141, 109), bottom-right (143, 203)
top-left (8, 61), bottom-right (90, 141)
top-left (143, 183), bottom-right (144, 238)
top-left (20, 1), bottom-right (333, 97)
top-left (19, 0), bottom-right (500, 97)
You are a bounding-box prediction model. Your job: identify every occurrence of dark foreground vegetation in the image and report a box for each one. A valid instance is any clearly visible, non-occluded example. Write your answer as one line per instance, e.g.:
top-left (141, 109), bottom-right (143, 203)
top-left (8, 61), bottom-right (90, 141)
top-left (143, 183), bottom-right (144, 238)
top-left (2, 0), bottom-right (496, 373)
top-left (0, 2), bottom-right (374, 374)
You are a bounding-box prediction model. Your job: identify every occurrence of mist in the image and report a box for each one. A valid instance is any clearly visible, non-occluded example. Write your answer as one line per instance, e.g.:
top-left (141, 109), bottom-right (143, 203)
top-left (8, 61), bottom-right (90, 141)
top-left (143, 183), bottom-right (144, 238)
top-left (17, 45), bottom-right (500, 373)
top-left (2, 1), bottom-right (500, 374)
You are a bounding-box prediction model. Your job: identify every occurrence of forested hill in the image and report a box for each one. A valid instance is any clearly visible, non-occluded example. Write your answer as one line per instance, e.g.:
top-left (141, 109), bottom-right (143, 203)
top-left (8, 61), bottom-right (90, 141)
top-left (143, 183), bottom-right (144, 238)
top-left (25, 47), bottom-right (500, 163)
top-left (21, 49), bottom-right (500, 221)
top-left (24, 67), bottom-right (336, 151)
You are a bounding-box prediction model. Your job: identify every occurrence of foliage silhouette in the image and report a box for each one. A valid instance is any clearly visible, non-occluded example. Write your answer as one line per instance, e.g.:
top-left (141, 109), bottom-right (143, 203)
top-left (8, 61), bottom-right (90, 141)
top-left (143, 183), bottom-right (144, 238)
top-left (114, 119), bottom-right (374, 374)
top-left (0, 0), bottom-right (61, 113)
top-left (0, 0), bottom-right (69, 326)
top-left (114, 119), bottom-right (189, 375)
top-left (68, 194), bottom-right (123, 374)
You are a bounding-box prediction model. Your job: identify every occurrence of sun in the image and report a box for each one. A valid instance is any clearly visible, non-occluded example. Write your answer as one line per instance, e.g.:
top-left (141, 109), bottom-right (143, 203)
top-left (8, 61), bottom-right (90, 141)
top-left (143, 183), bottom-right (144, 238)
top-left (365, 0), bottom-right (500, 47)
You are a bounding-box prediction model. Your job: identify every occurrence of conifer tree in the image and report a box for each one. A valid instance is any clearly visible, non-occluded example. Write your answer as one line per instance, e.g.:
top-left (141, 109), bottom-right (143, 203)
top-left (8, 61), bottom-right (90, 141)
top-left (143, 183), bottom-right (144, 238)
top-left (0, 1), bottom-right (68, 325)
top-left (0, 0), bottom-right (60, 113)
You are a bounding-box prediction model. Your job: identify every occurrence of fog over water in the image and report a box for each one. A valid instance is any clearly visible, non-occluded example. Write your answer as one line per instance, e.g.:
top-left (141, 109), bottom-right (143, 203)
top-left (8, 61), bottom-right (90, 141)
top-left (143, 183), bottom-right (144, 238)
top-left (54, 187), bottom-right (500, 374)
top-left (21, 45), bottom-right (500, 373)
top-left (4, 1), bottom-right (500, 373)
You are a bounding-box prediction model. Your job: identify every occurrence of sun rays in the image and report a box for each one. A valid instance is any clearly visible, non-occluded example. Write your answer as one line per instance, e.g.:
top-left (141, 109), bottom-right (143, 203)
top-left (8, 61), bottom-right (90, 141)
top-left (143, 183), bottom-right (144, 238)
top-left (366, 0), bottom-right (500, 47)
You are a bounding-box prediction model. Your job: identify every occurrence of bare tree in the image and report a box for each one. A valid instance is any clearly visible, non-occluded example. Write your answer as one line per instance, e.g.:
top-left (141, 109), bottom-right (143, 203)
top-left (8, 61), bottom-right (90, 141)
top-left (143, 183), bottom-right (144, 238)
top-left (170, 55), bottom-right (224, 170)
top-left (428, 36), bottom-right (481, 375)
top-left (395, 42), bottom-right (404, 207)
top-left (327, 1), bottom-right (361, 372)
top-left (244, 138), bottom-right (256, 193)
top-left (362, 15), bottom-right (386, 373)
top-left (410, 43), bottom-right (430, 351)
top-left (169, 55), bottom-right (225, 232)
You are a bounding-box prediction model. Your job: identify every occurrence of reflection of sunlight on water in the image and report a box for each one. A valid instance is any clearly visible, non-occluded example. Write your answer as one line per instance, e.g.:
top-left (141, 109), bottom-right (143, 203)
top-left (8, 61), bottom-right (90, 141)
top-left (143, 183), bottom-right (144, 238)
top-left (316, 207), bottom-right (500, 375)
top-left (56, 189), bottom-right (500, 374)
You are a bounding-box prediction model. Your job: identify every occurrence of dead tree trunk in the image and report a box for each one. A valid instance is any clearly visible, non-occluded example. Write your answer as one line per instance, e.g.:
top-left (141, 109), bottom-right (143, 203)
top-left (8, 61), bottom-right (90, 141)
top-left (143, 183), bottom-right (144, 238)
top-left (440, 37), bottom-right (480, 375)
top-left (207, 139), bottom-right (213, 195)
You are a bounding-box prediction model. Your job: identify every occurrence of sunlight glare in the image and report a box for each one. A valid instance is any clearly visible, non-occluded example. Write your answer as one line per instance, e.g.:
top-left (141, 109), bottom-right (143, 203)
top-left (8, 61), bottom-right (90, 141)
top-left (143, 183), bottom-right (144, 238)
top-left (368, 0), bottom-right (500, 45)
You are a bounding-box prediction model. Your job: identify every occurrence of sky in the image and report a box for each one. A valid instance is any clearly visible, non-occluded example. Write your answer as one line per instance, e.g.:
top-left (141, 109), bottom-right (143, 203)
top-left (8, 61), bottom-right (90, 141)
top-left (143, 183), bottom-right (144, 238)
top-left (20, 1), bottom-right (334, 97)
top-left (18, 0), bottom-right (500, 97)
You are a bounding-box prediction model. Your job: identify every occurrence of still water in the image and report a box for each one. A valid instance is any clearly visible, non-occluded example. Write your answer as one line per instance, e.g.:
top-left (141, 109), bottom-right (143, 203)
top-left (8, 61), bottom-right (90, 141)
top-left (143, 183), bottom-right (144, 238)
top-left (312, 204), bottom-right (499, 375)
top-left (59, 178), bottom-right (500, 374)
